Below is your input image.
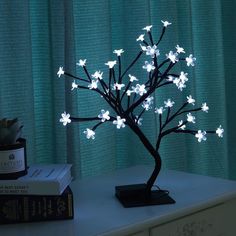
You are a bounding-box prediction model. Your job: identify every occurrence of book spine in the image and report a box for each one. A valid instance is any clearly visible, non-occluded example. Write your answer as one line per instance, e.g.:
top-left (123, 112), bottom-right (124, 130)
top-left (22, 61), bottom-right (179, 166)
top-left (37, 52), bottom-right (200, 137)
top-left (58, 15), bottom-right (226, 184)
top-left (0, 177), bottom-right (72, 195)
top-left (0, 187), bottom-right (74, 224)
top-left (0, 182), bottom-right (60, 195)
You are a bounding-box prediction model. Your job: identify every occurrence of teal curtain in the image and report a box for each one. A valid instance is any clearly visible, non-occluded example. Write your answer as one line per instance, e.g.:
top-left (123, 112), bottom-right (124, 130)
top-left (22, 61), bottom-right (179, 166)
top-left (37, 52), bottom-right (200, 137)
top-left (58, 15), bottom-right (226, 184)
top-left (0, 0), bottom-right (235, 180)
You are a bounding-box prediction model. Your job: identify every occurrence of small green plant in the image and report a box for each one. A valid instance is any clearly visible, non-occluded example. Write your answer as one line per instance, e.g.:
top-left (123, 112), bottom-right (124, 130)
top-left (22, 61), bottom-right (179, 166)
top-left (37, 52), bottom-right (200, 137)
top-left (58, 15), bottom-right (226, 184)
top-left (0, 118), bottom-right (23, 146)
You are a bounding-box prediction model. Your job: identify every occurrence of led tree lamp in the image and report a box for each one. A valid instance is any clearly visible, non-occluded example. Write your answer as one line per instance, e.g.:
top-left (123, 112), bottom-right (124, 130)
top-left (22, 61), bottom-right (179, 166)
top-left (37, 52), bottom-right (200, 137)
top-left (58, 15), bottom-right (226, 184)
top-left (58, 21), bottom-right (224, 207)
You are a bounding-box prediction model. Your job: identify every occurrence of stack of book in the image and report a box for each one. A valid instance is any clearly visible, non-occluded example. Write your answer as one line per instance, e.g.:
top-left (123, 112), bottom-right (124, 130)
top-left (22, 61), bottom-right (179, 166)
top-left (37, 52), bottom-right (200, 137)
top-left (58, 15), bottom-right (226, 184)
top-left (0, 164), bottom-right (73, 224)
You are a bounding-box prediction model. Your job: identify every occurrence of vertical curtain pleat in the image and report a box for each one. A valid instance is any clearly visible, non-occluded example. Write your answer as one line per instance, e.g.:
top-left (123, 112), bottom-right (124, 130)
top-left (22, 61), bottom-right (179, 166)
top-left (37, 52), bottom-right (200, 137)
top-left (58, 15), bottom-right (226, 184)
top-left (221, 0), bottom-right (236, 179)
top-left (190, 0), bottom-right (228, 177)
top-left (30, 1), bottom-right (55, 163)
top-left (0, 0), bottom-right (36, 162)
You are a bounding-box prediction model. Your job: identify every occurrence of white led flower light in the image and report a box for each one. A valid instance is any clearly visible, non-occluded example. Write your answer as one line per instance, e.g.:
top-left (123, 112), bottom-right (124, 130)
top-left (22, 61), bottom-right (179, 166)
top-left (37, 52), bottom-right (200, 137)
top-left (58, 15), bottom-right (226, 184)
top-left (187, 113), bottom-right (196, 123)
top-left (126, 90), bottom-right (133, 96)
top-left (88, 80), bottom-right (98, 89)
top-left (71, 81), bottom-right (78, 91)
top-left (77, 59), bottom-right (87, 67)
top-left (113, 83), bottom-right (125, 91)
top-left (155, 107), bottom-right (165, 114)
top-left (195, 130), bottom-right (207, 142)
top-left (128, 74), bottom-right (138, 82)
top-left (98, 110), bottom-right (110, 122)
top-left (84, 128), bottom-right (95, 139)
top-left (135, 116), bottom-right (143, 126)
top-left (166, 51), bottom-right (178, 63)
top-left (136, 34), bottom-right (145, 42)
top-left (142, 61), bottom-right (155, 72)
top-left (176, 45), bottom-right (185, 54)
top-left (161, 20), bottom-right (172, 27)
top-left (113, 49), bottom-right (124, 57)
top-left (164, 99), bottom-right (175, 108)
top-left (216, 125), bottom-right (224, 138)
top-left (142, 25), bottom-right (152, 32)
top-left (132, 84), bottom-right (147, 96)
top-left (201, 103), bottom-right (209, 113)
top-left (187, 95), bottom-right (195, 105)
top-left (186, 54), bottom-right (196, 67)
top-left (113, 116), bottom-right (126, 129)
top-left (60, 112), bottom-right (71, 126)
top-left (145, 45), bottom-right (160, 58)
top-left (142, 96), bottom-right (154, 111)
top-left (105, 60), bottom-right (117, 69)
top-left (178, 120), bottom-right (186, 130)
top-left (92, 71), bottom-right (103, 80)
top-left (57, 67), bottom-right (64, 78)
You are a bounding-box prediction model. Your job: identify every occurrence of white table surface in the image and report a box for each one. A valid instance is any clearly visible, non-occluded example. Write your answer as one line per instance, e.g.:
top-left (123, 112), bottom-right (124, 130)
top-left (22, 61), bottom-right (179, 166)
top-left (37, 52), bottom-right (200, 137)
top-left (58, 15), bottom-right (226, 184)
top-left (1, 165), bottom-right (236, 236)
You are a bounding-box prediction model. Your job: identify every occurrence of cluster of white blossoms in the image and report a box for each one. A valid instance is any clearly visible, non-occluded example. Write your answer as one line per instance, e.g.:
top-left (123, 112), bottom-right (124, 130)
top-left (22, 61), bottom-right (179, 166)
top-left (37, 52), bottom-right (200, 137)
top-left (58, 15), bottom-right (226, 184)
top-left (92, 70), bottom-right (103, 80)
top-left (195, 125), bottom-right (224, 143)
top-left (88, 79), bottom-right (99, 90)
top-left (88, 70), bottom-right (104, 90)
top-left (139, 24), bottom-right (195, 74)
top-left (76, 59), bottom-right (101, 91)
top-left (89, 110), bottom-right (126, 139)
top-left (167, 72), bottom-right (189, 91)
top-left (151, 94), bottom-right (223, 142)
top-left (58, 20), bottom-right (224, 143)
top-left (141, 45), bottom-right (160, 58)
top-left (59, 110), bottom-right (127, 139)
top-left (138, 22), bottom-right (196, 101)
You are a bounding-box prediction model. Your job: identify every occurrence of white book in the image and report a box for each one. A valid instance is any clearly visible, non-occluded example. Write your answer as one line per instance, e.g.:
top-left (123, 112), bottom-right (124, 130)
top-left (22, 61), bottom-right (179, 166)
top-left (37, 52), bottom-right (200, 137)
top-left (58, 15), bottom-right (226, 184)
top-left (0, 164), bottom-right (72, 195)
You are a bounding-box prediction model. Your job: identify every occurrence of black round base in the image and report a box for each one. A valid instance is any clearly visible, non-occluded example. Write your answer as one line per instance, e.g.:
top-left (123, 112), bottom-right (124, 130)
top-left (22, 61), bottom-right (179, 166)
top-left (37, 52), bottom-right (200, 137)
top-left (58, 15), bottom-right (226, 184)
top-left (0, 138), bottom-right (28, 180)
top-left (115, 183), bottom-right (175, 208)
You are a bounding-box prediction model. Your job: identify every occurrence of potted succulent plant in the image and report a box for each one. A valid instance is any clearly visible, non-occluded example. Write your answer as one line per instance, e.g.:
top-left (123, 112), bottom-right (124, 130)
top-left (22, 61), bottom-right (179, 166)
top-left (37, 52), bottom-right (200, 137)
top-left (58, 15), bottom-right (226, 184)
top-left (0, 118), bottom-right (27, 179)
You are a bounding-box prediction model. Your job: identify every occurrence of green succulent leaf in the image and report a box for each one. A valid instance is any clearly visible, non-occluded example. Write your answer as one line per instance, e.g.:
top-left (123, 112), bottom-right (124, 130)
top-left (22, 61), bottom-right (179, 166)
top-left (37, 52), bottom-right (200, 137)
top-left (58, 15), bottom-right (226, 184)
top-left (0, 118), bottom-right (23, 145)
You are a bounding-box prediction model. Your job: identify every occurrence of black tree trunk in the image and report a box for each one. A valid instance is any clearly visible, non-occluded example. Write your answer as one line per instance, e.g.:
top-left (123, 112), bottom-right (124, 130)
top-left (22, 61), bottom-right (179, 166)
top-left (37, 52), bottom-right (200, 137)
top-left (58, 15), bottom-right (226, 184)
top-left (128, 121), bottom-right (162, 195)
top-left (115, 117), bottom-right (175, 207)
top-left (146, 153), bottom-right (162, 194)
